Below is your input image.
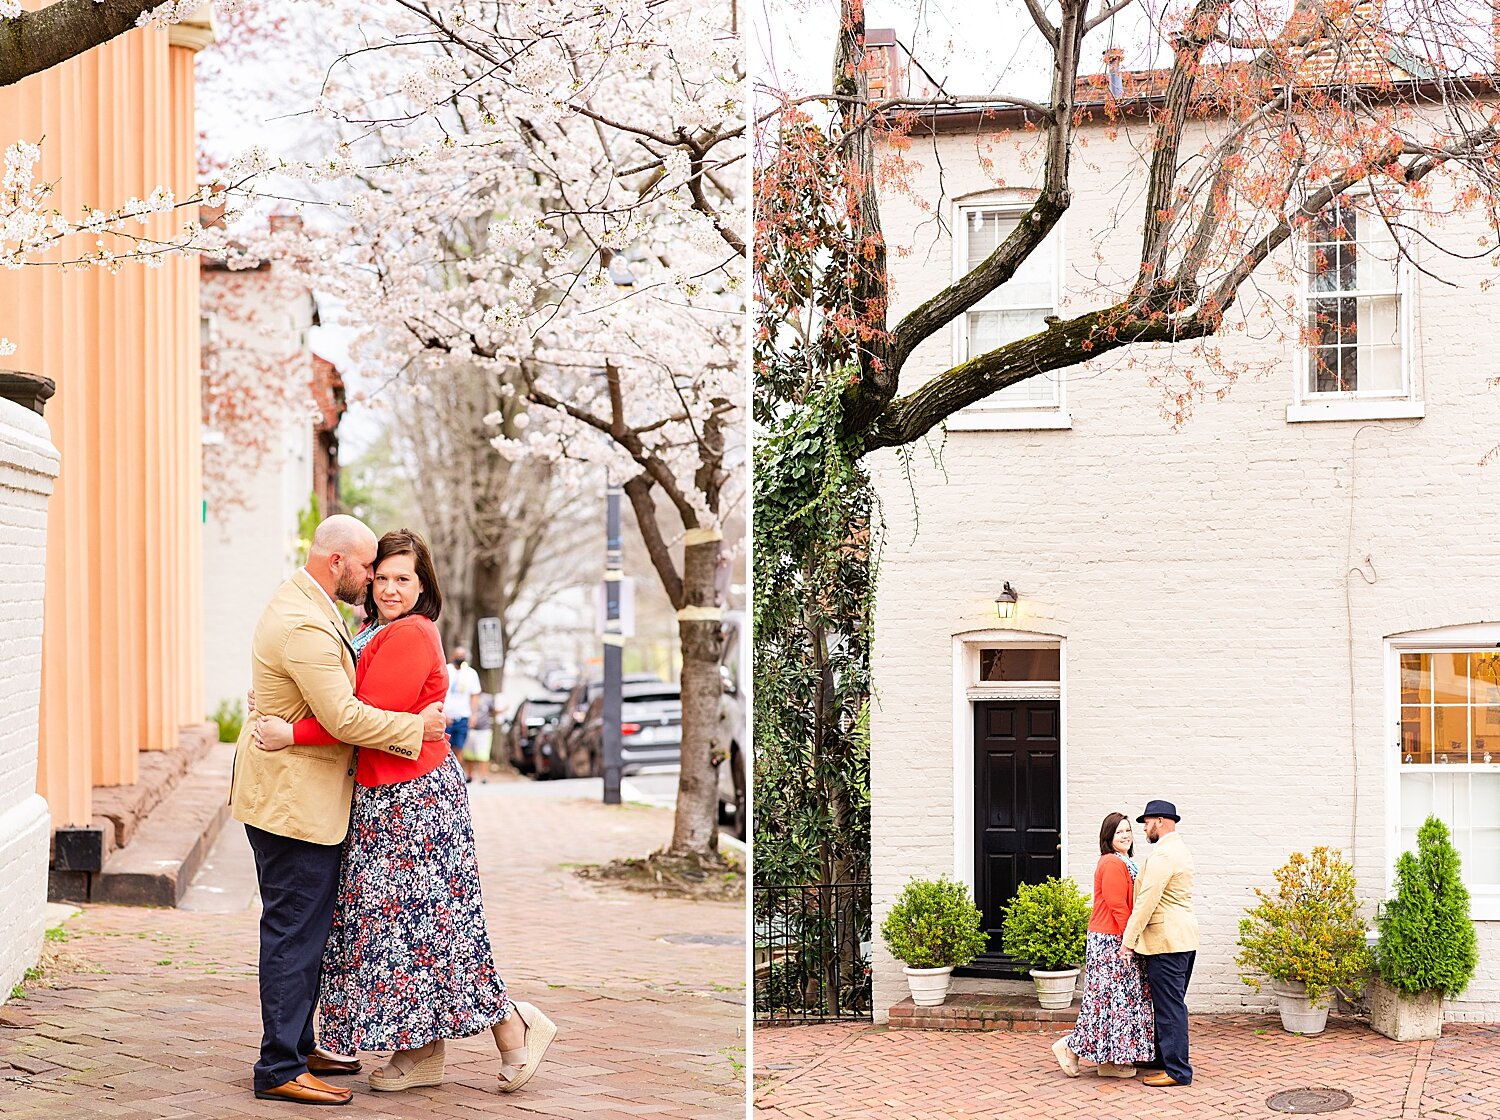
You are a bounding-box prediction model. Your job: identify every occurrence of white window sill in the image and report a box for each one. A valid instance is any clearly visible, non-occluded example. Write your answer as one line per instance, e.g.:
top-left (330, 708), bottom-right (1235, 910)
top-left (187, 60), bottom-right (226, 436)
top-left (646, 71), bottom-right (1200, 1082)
top-left (946, 410), bottom-right (1073, 432)
top-left (1286, 399), bottom-right (1424, 424)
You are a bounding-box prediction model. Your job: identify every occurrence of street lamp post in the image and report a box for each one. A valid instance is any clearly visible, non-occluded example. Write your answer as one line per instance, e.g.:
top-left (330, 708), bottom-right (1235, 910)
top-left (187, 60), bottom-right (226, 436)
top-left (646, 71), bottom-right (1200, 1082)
top-left (602, 472), bottom-right (624, 805)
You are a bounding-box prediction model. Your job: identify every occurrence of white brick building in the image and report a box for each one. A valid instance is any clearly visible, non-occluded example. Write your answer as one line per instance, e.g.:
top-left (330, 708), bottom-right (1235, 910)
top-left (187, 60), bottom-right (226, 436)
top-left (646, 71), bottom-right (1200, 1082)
top-left (199, 259), bottom-right (326, 718)
top-left (0, 393), bottom-right (60, 1000)
top-left (868, 89), bottom-right (1500, 1022)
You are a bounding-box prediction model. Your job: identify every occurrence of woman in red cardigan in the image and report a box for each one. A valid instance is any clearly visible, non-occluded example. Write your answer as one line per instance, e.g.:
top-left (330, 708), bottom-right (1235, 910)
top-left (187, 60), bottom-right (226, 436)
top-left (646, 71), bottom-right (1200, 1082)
top-left (1051, 812), bottom-right (1155, 1079)
top-left (254, 529), bottom-right (555, 1094)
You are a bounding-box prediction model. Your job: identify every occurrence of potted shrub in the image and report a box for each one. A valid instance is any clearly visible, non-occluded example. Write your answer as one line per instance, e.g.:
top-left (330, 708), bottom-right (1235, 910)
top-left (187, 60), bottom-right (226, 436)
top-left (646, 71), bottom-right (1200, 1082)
top-left (879, 876), bottom-right (988, 1006)
top-left (1236, 846), bottom-right (1371, 1035)
top-left (999, 877), bottom-right (1089, 1009)
top-left (1369, 816), bottom-right (1478, 1041)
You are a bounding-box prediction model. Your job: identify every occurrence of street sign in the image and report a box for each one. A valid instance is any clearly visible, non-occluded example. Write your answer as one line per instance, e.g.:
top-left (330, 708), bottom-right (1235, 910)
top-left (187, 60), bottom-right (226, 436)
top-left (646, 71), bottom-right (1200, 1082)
top-left (594, 577), bottom-right (636, 637)
top-left (476, 616), bottom-right (503, 669)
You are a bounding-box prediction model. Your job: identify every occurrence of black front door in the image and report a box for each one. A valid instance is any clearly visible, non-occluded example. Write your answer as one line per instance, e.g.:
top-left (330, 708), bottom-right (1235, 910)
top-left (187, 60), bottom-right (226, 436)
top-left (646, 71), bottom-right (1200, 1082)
top-left (964, 699), bottom-right (1062, 978)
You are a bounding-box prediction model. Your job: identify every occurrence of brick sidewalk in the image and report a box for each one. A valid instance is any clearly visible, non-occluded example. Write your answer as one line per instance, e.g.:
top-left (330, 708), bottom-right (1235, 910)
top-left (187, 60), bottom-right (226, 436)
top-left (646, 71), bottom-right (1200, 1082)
top-left (0, 779), bottom-right (746, 1118)
top-left (754, 1015), bottom-right (1500, 1119)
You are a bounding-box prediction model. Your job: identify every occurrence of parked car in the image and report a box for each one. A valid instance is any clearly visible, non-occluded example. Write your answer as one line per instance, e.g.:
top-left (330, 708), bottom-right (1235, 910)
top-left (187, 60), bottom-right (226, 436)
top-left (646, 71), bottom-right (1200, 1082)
top-left (532, 680), bottom-right (589, 779)
top-left (715, 613), bottom-right (747, 841)
top-left (505, 690), bottom-right (568, 775)
top-left (566, 680), bottom-right (682, 777)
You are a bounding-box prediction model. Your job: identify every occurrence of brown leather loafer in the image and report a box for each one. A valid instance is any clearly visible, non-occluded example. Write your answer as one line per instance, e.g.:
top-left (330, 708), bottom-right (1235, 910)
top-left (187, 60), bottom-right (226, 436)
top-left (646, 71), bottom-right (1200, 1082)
top-left (1142, 1072), bottom-right (1186, 1087)
top-left (307, 1053), bottom-right (363, 1075)
top-left (254, 1072), bottom-right (353, 1105)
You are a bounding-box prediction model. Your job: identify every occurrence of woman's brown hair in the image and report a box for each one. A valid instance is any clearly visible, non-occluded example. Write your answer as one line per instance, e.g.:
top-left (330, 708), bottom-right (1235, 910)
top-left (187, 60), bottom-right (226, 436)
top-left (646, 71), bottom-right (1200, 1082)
top-left (1099, 812), bottom-right (1133, 857)
top-left (362, 528), bottom-right (443, 623)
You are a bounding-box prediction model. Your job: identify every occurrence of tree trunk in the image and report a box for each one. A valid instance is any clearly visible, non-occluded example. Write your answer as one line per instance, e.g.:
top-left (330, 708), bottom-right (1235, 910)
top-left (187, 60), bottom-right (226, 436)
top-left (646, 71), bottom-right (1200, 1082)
top-left (666, 537), bottom-right (724, 859)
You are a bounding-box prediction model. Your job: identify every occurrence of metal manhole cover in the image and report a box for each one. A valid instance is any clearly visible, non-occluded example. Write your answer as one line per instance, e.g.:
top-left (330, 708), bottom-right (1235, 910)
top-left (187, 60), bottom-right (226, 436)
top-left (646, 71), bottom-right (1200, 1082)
top-left (1267, 1088), bottom-right (1354, 1114)
top-left (660, 933), bottom-right (745, 946)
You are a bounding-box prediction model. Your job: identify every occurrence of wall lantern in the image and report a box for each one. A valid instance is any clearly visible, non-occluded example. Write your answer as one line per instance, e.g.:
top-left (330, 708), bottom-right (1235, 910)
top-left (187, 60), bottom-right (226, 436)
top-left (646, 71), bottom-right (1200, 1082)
top-left (994, 582), bottom-right (1019, 621)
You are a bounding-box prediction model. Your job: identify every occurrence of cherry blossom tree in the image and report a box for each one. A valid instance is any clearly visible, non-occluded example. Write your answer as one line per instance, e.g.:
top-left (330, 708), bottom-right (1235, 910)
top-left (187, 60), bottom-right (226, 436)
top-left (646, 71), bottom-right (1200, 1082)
top-left (197, 0), bottom-right (744, 867)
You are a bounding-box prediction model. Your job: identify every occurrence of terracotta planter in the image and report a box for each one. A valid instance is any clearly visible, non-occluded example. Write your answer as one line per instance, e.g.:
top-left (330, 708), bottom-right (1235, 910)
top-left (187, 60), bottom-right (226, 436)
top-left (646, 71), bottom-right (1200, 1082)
top-left (1368, 977), bottom-right (1442, 1041)
top-left (1030, 967), bottom-right (1081, 1010)
top-left (1269, 980), bottom-right (1330, 1035)
top-left (904, 965), bottom-right (955, 1007)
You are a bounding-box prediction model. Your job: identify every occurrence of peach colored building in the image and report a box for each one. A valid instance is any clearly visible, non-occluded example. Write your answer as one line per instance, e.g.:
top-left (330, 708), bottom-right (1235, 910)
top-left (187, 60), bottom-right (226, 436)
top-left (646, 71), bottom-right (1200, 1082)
top-left (0, 12), bottom-right (215, 905)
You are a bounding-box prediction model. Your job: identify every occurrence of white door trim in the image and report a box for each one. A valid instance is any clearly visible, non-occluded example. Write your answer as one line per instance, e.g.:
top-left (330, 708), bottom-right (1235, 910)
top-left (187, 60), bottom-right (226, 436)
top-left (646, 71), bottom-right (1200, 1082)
top-left (951, 629), bottom-right (1067, 894)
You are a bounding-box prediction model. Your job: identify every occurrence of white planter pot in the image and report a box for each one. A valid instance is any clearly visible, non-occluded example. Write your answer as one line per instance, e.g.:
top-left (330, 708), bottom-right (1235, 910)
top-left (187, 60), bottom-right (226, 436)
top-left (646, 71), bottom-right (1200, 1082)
top-left (903, 965), bottom-right (955, 1007)
top-left (1270, 980), bottom-right (1330, 1035)
top-left (1030, 968), bottom-right (1080, 1010)
top-left (1368, 977), bottom-right (1442, 1041)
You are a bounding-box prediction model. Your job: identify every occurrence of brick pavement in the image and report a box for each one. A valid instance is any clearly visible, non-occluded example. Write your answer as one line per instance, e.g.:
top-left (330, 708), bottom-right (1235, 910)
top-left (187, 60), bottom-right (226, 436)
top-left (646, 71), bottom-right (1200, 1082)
top-left (754, 1015), bottom-right (1500, 1119)
top-left (0, 778), bottom-right (746, 1118)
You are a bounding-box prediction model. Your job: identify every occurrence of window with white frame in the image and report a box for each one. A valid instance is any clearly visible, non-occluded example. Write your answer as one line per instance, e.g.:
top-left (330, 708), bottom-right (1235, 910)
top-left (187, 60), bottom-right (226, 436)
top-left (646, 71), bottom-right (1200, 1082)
top-left (1303, 196), bottom-right (1405, 398)
top-left (957, 205), bottom-right (1061, 412)
top-left (1397, 649), bottom-right (1500, 912)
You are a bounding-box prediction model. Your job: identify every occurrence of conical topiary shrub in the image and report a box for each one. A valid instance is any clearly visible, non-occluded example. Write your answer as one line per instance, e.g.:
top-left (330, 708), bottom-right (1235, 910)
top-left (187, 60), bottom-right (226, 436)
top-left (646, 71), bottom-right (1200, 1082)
top-left (1377, 816), bottom-right (1478, 997)
top-left (1369, 816), bottom-right (1478, 1041)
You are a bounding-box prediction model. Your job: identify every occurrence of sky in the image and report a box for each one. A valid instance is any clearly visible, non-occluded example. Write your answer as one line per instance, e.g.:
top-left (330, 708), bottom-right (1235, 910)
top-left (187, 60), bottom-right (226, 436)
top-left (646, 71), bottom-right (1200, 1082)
top-left (752, 0), bottom-right (1152, 99)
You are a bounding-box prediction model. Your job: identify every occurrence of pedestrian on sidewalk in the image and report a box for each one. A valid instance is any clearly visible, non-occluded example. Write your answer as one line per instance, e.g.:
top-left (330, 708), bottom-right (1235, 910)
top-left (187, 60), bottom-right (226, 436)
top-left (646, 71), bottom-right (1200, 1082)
top-left (255, 528), bottom-right (557, 1096)
top-left (1051, 812), bottom-right (1156, 1080)
top-left (445, 646), bottom-right (482, 764)
top-left (462, 692), bottom-right (498, 784)
top-left (1120, 800), bottom-right (1200, 1088)
top-left (231, 514), bottom-right (450, 1107)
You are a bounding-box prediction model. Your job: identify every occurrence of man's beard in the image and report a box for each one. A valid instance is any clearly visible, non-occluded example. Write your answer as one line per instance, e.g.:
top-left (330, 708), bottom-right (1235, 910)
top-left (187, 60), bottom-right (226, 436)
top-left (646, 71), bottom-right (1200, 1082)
top-left (334, 568), bottom-right (368, 605)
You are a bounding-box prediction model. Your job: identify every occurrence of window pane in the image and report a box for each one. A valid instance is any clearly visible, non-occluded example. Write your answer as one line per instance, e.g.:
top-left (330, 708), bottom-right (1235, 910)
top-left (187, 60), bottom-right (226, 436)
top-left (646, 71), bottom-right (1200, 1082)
top-left (980, 648), bottom-right (1060, 682)
top-left (1400, 771), bottom-right (1435, 859)
top-left (968, 309), bottom-right (1047, 353)
top-left (1311, 347), bottom-right (1344, 395)
top-left (1435, 706), bottom-right (1469, 764)
top-left (1401, 654), bottom-right (1430, 704)
top-left (966, 211), bottom-right (1053, 307)
top-left (1402, 705), bottom-right (1431, 764)
top-left (1471, 774), bottom-right (1500, 884)
top-left (1355, 213), bottom-right (1399, 291)
top-left (1433, 653), bottom-right (1469, 703)
top-left (1359, 345), bottom-right (1402, 393)
top-left (1357, 293), bottom-right (1399, 348)
top-left (1473, 706), bottom-right (1500, 764)
top-left (1471, 653), bottom-right (1500, 700)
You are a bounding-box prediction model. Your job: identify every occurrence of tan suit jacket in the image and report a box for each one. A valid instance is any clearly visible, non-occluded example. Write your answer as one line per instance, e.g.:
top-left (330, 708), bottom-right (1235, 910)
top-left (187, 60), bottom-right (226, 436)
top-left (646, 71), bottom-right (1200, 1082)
top-left (1121, 831), bottom-right (1200, 955)
top-left (229, 569), bottom-right (424, 845)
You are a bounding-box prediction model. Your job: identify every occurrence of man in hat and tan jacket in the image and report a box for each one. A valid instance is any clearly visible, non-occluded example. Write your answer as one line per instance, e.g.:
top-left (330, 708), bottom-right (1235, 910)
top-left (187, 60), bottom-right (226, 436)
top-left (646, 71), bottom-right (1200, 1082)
top-left (230, 515), bottom-right (447, 1106)
top-left (1121, 799), bottom-right (1199, 1087)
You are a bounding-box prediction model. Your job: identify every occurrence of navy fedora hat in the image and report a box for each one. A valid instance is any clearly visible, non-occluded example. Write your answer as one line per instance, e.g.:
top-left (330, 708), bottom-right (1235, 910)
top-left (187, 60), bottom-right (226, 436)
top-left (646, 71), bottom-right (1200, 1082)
top-left (1136, 799), bottom-right (1181, 823)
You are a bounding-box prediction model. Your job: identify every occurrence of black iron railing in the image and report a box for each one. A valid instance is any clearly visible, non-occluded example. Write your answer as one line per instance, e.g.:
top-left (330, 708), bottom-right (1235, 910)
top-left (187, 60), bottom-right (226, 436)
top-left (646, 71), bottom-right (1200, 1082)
top-left (754, 882), bottom-right (872, 1024)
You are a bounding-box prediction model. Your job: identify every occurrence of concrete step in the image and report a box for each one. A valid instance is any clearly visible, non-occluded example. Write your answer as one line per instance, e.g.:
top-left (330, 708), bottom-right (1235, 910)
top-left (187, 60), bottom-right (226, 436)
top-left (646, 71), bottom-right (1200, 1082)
top-left (888, 992), bottom-right (1080, 1032)
top-left (179, 818), bottom-right (258, 913)
top-left (91, 742), bottom-right (236, 907)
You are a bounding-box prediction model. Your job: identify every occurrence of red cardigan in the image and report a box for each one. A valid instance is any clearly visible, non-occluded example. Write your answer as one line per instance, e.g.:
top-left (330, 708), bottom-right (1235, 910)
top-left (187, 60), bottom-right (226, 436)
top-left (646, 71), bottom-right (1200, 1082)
top-left (292, 615), bottom-right (450, 787)
top-left (1089, 853), bottom-right (1135, 937)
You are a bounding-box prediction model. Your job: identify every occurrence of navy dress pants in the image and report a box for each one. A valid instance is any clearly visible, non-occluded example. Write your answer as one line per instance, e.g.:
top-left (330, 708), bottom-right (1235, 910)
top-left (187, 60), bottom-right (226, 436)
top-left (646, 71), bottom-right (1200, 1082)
top-left (1142, 950), bottom-right (1196, 1084)
top-left (244, 823), bottom-right (344, 1091)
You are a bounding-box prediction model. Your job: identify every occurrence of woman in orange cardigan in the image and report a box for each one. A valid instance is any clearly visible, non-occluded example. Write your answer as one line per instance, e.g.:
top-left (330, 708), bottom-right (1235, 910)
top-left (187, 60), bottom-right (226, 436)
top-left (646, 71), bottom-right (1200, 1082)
top-left (254, 530), bottom-right (555, 1094)
top-left (1051, 812), bottom-right (1155, 1078)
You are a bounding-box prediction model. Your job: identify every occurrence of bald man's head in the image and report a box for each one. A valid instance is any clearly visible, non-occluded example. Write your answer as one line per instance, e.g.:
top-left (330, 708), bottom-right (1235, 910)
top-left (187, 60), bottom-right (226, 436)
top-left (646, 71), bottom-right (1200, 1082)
top-left (306, 515), bottom-right (378, 605)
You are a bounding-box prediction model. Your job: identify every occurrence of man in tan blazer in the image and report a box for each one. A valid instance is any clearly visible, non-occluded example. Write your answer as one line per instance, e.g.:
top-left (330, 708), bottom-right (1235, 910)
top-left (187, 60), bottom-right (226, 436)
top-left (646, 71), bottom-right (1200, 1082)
top-left (230, 515), bottom-right (446, 1106)
top-left (1121, 799), bottom-right (1199, 1087)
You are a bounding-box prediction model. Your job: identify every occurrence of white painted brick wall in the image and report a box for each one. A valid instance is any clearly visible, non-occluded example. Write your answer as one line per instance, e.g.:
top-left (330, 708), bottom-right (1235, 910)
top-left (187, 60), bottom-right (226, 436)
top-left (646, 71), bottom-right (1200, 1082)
top-left (868, 120), bottom-right (1500, 1020)
top-left (0, 397), bottom-right (59, 1004)
top-left (200, 268), bottom-right (316, 718)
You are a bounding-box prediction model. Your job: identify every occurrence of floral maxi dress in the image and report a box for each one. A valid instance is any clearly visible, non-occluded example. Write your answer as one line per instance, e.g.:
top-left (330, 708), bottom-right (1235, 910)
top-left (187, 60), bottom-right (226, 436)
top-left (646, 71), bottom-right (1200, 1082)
top-left (1063, 854), bottom-right (1155, 1065)
top-left (314, 618), bottom-right (510, 1053)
